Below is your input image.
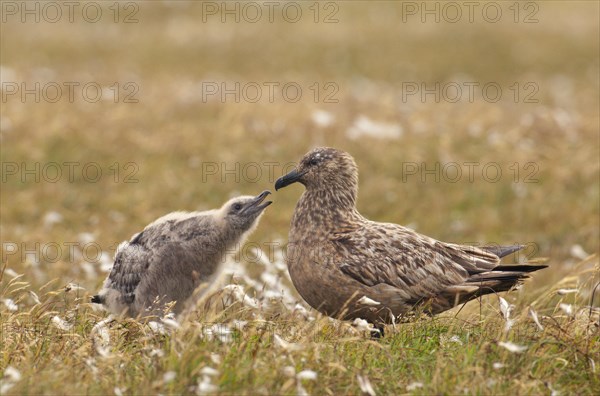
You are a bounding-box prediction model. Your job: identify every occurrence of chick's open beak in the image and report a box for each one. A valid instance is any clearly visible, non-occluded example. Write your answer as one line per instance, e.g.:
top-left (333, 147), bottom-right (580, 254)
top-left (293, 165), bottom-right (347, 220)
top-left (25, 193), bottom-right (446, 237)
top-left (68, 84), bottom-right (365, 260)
top-left (243, 190), bottom-right (272, 214)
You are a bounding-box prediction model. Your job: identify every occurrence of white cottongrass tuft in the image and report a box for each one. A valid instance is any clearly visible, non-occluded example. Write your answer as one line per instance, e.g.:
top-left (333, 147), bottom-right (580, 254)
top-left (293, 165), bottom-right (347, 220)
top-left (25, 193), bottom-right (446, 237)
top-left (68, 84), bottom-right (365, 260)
top-left (2, 298), bottom-right (18, 312)
top-left (150, 349), bottom-right (165, 358)
top-left (357, 296), bottom-right (381, 306)
top-left (352, 318), bottom-right (378, 334)
top-left (77, 232), bottom-right (96, 245)
top-left (29, 291), bottom-right (41, 305)
top-left (196, 375), bottom-right (218, 395)
top-left (559, 303), bottom-right (574, 316)
top-left (210, 353), bottom-right (221, 365)
top-left (346, 115), bottom-right (403, 140)
top-left (498, 341), bottom-right (528, 353)
top-left (4, 268), bottom-right (21, 278)
top-left (273, 334), bottom-right (303, 352)
top-left (529, 307), bottom-right (544, 331)
top-left (311, 109), bottom-right (335, 128)
top-left (357, 374), bottom-right (376, 396)
top-left (200, 367), bottom-right (219, 377)
top-left (296, 370), bottom-right (318, 381)
top-left (91, 316), bottom-right (113, 357)
top-left (1, 366), bottom-right (21, 393)
top-left (406, 382), bottom-right (424, 391)
top-left (148, 321), bottom-right (167, 335)
top-left (52, 315), bottom-right (73, 331)
top-left (161, 315), bottom-right (180, 330)
top-left (440, 334), bottom-right (463, 347)
top-left (43, 211), bottom-right (63, 228)
top-left (65, 282), bottom-right (85, 292)
top-left (163, 371), bottom-right (177, 383)
top-left (222, 284), bottom-right (259, 309)
top-left (499, 297), bottom-right (516, 332)
top-left (570, 244), bottom-right (588, 260)
top-left (282, 366), bottom-right (296, 378)
top-left (556, 289), bottom-right (578, 295)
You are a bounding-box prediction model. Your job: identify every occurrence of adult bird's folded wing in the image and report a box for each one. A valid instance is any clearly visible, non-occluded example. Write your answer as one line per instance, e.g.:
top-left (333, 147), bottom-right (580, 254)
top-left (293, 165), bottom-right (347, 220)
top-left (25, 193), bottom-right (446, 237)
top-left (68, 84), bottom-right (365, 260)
top-left (331, 223), bottom-right (474, 298)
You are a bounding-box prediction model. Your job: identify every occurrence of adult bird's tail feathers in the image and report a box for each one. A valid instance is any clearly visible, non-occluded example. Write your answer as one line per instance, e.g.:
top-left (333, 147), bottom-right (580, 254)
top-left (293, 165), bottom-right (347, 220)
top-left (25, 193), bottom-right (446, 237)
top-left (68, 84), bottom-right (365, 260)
top-left (493, 264), bottom-right (549, 273)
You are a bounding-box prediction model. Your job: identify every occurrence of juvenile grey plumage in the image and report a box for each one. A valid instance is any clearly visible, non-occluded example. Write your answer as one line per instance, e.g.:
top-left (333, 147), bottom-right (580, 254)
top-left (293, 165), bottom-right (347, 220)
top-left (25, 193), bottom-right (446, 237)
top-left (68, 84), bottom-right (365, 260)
top-left (275, 147), bottom-right (546, 328)
top-left (92, 191), bottom-right (272, 318)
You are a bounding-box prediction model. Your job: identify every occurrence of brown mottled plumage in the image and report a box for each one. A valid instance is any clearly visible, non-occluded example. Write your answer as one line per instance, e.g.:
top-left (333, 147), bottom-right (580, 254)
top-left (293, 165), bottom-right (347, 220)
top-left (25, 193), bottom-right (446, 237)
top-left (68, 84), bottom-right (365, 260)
top-left (92, 191), bottom-right (272, 318)
top-left (275, 148), bottom-right (546, 329)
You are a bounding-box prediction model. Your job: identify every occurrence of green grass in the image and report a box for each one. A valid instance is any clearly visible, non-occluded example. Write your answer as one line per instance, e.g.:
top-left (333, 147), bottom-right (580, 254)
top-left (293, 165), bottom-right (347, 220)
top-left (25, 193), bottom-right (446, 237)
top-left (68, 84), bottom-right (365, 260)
top-left (1, 1), bottom-right (599, 394)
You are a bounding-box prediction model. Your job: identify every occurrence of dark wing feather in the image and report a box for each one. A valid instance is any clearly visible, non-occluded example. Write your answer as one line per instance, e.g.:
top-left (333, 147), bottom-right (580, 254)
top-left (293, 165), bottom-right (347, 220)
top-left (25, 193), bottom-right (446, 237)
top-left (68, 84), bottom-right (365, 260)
top-left (107, 242), bottom-right (150, 304)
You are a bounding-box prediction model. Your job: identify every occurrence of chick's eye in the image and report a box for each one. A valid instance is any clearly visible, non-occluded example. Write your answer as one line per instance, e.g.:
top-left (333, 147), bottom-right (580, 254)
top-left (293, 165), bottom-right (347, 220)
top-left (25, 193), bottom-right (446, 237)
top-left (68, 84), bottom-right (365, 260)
top-left (233, 203), bottom-right (243, 211)
top-left (308, 158), bottom-right (318, 166)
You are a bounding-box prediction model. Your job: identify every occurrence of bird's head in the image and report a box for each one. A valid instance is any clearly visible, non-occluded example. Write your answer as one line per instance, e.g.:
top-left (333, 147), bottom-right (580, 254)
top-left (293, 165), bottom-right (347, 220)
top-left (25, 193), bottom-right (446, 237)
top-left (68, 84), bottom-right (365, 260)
top-left (221, 190), bottom-right (272, 233)
top-left (275, 147), bottom-right (358, 196)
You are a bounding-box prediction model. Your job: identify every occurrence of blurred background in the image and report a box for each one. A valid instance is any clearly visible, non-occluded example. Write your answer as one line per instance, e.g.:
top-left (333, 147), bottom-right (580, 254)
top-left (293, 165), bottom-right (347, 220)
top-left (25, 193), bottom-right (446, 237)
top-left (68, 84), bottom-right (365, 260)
top-left (1, 1), bottom-right (598, 292)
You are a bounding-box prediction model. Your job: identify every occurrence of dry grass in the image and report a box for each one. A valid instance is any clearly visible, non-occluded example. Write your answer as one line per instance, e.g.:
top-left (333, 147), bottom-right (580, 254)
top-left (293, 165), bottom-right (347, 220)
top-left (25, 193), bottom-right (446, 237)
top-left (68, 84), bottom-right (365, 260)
top-left (1, 1), bottom-right (599, 394)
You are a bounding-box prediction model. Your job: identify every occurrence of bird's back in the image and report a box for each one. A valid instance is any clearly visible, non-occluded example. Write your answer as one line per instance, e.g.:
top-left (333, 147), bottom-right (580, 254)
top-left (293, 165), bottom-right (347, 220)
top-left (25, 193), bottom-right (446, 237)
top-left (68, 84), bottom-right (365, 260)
top-left (99, 212), bottom-right (224, 317)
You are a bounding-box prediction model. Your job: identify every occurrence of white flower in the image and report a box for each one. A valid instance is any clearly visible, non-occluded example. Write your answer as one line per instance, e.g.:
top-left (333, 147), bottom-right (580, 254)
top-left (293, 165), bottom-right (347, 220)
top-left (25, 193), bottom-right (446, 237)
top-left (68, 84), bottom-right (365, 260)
top-left (43, 211), bottom-right (63, 228)
top-left (150, 349), bottom-right (165, 357)
top-left (352, 318), bottom-right (379, 334)
top-left (282, 366), bottom-right (296, 378)
top-left (529, 307), bottom-right (544, 331)
top-left (357, 296), bottom-right (381, 306)
top-left (65, 282), bottom-right (85, 292)
top-left (163, 371), bottom-right (177, 383)
top-left (210, 353), bottom-right (221, 365)
top-left (406, 382), bottom-right (423, 391)
top-left (2, 298), bottom-right (18, 312)
top-left (559, 303), bottom-right (574, 316)
top-left (311, 110), bottom-right (335, 128)
top-left (2, 366), bottom-right (21, 383)
top-left (148, 321), bottom-right (166, 335)
top-left (78, 232), bottom-right (95, 244)
top-left (498, 297), bottom-right (512, 320)
top-left (196, 375), bottom-right (218, 395)
top-left (52, 315), bottom-right (72, 331)
top-left (346, 115), bottom-right (403, 140)
top-left (29, 291), bottom-right (41, 304)
top-left (274, 334), bottom-right (303, 352)
top-left (4, 268), bottom-right (21, 278)
top-left (570, 244), bottom-right (588, 260)
top-left (499, 297), bottom-right (516, 332)
top-left (222, 284), bottom-right (259, 308)
top-left (296, 370), bottom-right (317, 381)
top-left (498, 341), bottom-right (527, 353)
top-left (357, 374), bottom-right (376, 396)
top-left (161, 316), bottom-right (180, 330)
top-left (556, 289), bottom-right (578, 295)
top-left (200, 367), bottom-right (219, 377)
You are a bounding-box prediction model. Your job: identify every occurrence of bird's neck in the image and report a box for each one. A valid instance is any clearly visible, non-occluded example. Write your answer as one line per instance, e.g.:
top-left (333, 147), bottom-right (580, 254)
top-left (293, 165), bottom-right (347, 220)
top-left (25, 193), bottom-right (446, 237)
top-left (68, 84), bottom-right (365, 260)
top-left (292, 187), bottom-right (361, 231)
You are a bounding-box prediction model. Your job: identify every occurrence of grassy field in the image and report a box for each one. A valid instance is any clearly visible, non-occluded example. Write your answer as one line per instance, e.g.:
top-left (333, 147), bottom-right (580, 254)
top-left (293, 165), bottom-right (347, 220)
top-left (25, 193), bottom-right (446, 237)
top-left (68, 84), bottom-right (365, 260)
top-left (1, 1), bottom-right (599, 394)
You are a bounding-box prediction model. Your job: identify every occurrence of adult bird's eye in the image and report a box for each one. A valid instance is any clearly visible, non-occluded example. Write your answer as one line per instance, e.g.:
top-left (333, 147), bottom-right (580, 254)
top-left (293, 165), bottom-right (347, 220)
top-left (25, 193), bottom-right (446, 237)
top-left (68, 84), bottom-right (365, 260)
top-left (233, 203), bottom-right (243, 211)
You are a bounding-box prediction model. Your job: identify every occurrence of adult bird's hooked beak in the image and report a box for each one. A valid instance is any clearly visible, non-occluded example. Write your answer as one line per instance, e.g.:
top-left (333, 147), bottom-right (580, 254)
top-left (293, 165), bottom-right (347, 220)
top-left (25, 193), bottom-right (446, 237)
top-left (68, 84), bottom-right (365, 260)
top-left (275, 169), bottom-right (306, 191)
